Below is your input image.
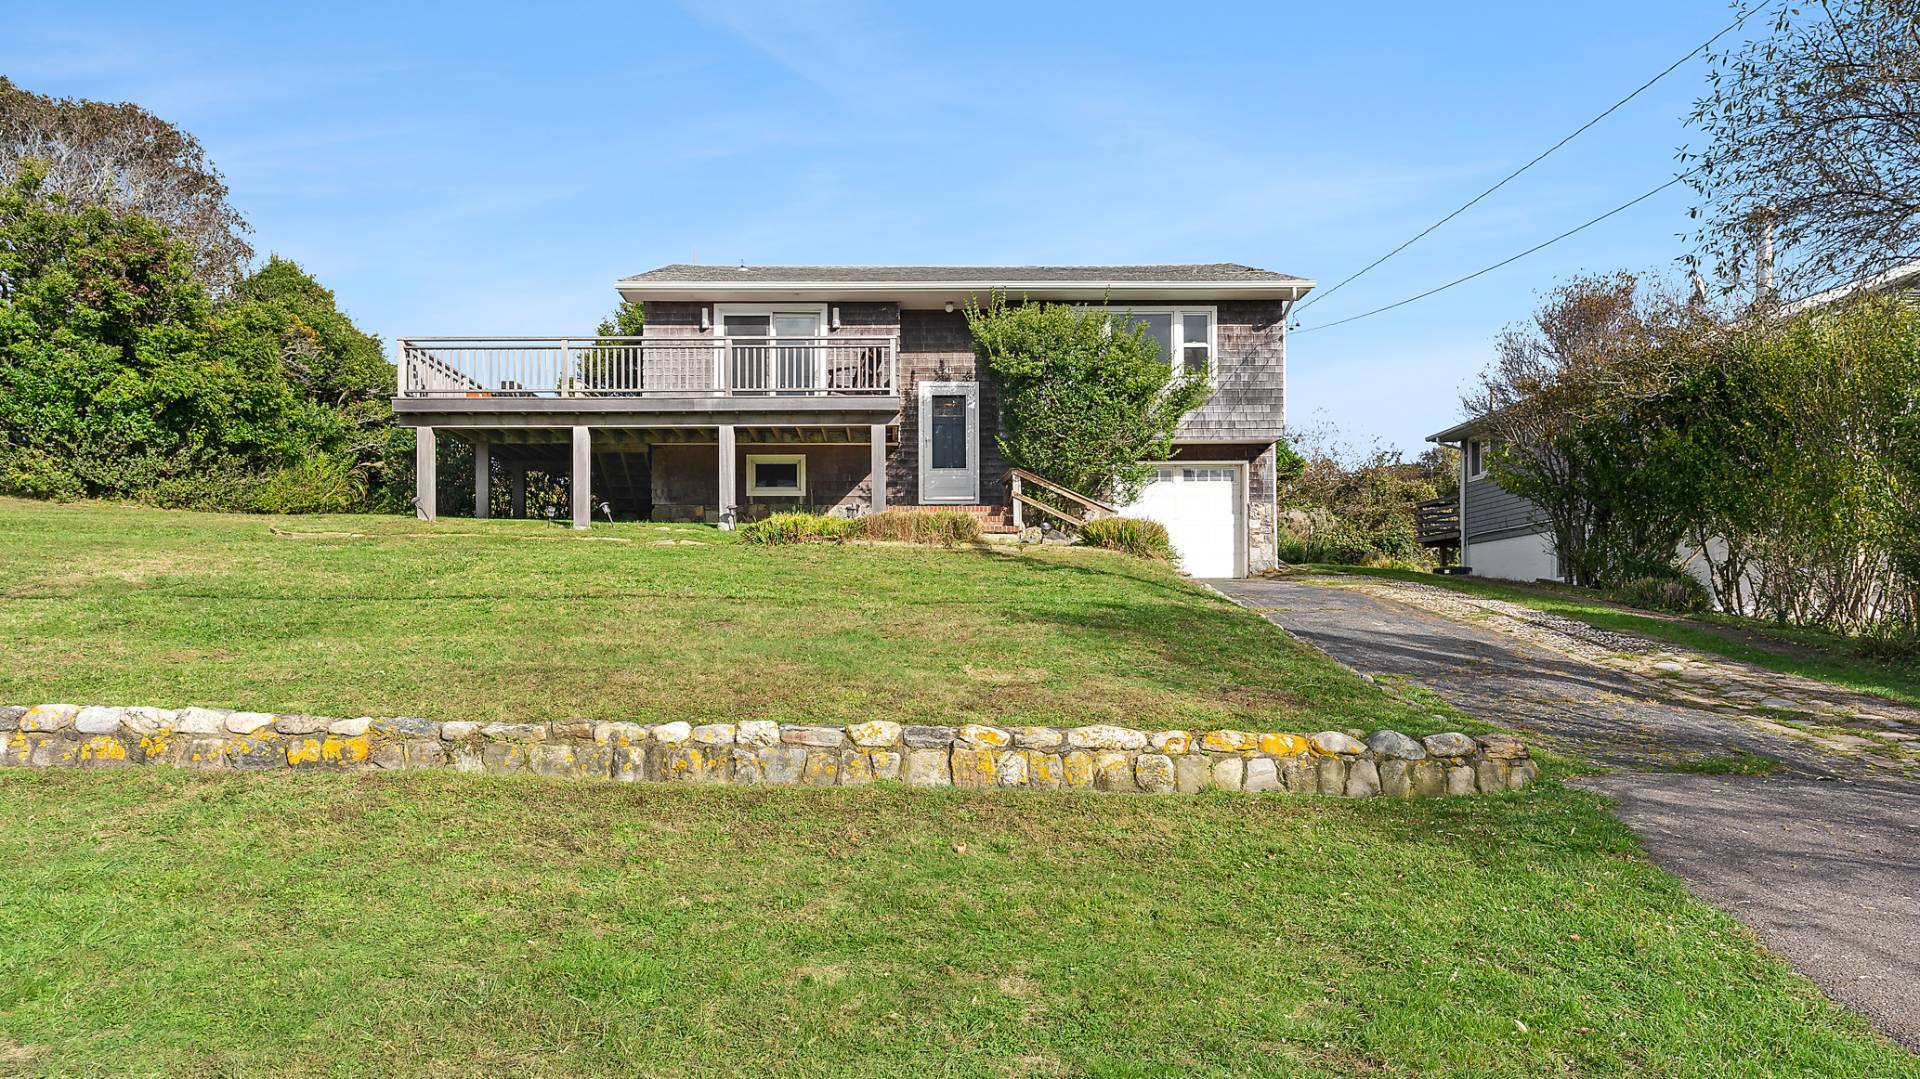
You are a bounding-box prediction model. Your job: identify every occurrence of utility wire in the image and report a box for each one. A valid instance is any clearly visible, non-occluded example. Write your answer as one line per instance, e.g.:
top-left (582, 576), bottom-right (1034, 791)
top-left (1292, 10), bottom-right (1751, 315)
top-left (1291, 171), bottom-right (1694, 335)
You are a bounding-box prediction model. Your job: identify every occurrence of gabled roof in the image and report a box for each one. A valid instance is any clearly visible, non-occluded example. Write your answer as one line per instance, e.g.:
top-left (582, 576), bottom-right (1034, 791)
top-left (613, 263), bottom-right (1315, 305)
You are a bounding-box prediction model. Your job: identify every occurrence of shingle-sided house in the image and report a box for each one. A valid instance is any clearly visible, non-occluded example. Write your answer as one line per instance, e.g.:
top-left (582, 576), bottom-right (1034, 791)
top-left (393, 264), bottom-right (1314, 577)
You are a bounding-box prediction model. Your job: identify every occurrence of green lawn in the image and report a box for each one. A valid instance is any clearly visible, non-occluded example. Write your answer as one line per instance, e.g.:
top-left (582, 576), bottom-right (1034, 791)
top-left (1327, 565), bottom-right (1920, 710)
top-left (1, 501), bottom-right (1914, 1075)
top-left (2, 768), bottom-right (1911, 1078)
top-left (0, 499), bottom-right (1444, 735)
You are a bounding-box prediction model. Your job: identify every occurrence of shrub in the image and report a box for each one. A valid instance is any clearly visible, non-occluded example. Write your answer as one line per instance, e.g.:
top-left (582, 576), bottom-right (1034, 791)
top-left (1608, 570), bottom-right (1711, 614)
top-left (858, 509), bottom-right (982, 547)
top-left (246, 457), bottom-right (367, 514)
top-left (737, 512), bottom-right (858, 546)
top-left (1080, 516), bottom-right (1174, 561)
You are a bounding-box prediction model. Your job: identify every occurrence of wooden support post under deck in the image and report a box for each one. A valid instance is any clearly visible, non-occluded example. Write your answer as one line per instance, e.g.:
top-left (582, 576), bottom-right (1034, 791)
top-left (869, 424), bottom-right (888, 512)
top-left (414, 426), bottom-right (436, 521)
top-left (509, 465), bottom-right (526, 519)
top-left (571, 425), bottom-right (591, 530)
top-left (473, 438), bottom-right (490, 519)
top-left (716, 424), bottom-right (737, 530)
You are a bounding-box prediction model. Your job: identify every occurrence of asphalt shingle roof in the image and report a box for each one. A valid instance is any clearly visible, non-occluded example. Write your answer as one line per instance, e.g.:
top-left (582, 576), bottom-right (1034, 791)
top-left (618, 263), bottom-right (1310, 285)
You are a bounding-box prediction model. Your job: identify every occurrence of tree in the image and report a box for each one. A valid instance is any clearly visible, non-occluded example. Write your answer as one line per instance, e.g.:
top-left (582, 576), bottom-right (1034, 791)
top-left (597, 299), bottom-right (645, 337)
top-left (1684, 1), bottom-right (1920, 295)
top-left (1470, 273), bottom-right (1717, 586)
top-left (0, 77), bottom-right (253, 294)
top-left (964, 292), bottom-right (1208, 503)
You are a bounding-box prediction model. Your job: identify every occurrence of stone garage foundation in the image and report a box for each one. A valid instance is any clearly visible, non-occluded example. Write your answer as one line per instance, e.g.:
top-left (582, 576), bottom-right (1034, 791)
top-left (0, 705), bottom-right (1538, 796)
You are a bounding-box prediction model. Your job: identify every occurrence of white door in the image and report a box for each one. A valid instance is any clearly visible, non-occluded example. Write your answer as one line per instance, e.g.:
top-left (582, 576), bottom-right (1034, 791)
top-left (918, 381), bottom-right (979, 503)
top-left (1126, 465), bottom-right (1243, 577)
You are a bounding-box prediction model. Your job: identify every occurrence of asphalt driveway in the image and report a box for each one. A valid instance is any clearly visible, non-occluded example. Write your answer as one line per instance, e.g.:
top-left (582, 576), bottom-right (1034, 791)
top-left (1212, 573), bottom-right (1920, 1051)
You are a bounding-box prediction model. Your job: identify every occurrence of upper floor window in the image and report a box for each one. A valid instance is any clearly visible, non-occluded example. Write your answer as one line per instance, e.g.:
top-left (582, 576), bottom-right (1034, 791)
top-left (1468, 439), bottom-right (1489, 480)
top-left (1098, 307), bottom-right (1216, 383)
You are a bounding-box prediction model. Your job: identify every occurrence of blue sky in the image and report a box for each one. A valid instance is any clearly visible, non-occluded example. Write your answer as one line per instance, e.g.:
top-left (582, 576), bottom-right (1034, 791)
top-left (3, 1), bottom-right (1737, 455)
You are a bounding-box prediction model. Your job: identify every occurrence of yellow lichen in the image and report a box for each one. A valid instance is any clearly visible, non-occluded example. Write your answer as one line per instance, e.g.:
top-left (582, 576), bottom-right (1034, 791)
top-left (1201, 730), bottom-right (1257, 753)
top-left (77, 736), bottom-right (127, 762)
top-left (320, 735), bottom-right (370, 763)
top-left (1258, 733), bottom-right (1309, 756)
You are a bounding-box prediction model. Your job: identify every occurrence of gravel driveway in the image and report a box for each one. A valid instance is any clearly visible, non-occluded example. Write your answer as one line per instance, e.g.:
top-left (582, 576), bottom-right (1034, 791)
top-left (1212, 573), bottom-right (1920, 1051)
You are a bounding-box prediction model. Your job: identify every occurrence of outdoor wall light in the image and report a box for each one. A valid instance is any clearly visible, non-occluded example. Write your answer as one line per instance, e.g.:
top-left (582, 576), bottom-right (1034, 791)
top-left (830, 306), bottom-right (841, 330)
top-left (944, 301), bottom-right (955, 314)
top-left (699, 307), bottom-right (710, 331)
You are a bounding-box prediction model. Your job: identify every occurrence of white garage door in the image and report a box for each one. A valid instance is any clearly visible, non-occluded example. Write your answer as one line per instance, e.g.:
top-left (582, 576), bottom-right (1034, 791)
top-left (1125, 465), bottom-right (1243, 578)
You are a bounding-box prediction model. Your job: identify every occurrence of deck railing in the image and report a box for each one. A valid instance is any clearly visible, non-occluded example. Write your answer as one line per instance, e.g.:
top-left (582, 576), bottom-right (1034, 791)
top-left (1415, 497), bottom-right (1461, 546)
top-left (396, 335), bottom-right (898, 398)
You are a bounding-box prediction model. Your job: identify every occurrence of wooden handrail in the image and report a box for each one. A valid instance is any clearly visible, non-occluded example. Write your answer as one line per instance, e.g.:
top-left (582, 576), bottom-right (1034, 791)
top-left (1006, 468), bottom-right (1118, 532)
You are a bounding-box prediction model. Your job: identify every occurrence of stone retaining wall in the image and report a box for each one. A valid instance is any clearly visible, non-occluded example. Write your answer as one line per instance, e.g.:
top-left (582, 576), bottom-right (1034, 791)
top-left (0, 704), bottom-right (1538, 796)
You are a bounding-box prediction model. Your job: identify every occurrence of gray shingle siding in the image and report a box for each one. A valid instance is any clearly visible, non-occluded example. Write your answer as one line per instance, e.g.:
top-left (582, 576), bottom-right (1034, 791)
top-left (1177, 300), bottom-right (1286, 441)
top-left (1463, 475), bottom-right (1547, 541)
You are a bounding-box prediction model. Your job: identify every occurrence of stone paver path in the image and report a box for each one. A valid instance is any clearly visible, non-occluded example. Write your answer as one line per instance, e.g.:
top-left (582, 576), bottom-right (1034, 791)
top-left (1211, 572), bottom-right (1920, 1051)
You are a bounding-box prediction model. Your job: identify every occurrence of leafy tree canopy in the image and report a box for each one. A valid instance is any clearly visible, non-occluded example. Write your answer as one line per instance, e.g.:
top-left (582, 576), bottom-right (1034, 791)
top-left (964, 291), bottom-right (1208, 503)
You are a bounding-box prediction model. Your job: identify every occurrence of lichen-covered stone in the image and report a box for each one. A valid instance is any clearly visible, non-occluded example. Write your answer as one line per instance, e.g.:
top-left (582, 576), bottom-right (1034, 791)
top-left (1200, 729), bottom-right (1257, 753)
top-left (1062, 750), bottom-right (1095, 789)
top-left (651, 721), bottom-right (692, 745)
top-left (1014, 726), bottom-right (1063, 750)
top-left (611, 743), bottom-right (652, 782)
top-left (663, 745), bottom-right (726, 783)
top-left (481, 742), bottom-right (530, 773)
top-left (226, 712), bottom-right (277, 736)
top-left (1258, 732), bottom-right (1310, 756)
top-left (1135, 753), bottom-right (1175, 793)
top-left (592, 721), bottom-right (644, 746)
top-left (847, 720), bottom-right (902, 748)
top-left (995, 750), bottom-right (1029, 787)
top-left (123, 707), bottom-right (176, 736)
top-left (372, 715), bottom-right (437, 738)
top-left (763, 745), bottom-right (807, 785)
top-left (902, 725), bottom-right (956, 748)
top-left (736, 719), bottom-right (780, 747)
top-left (74, 706), bottom-right (124, 735)
top-left (1092, 751), bottom-right (1136, 792)
top-left (1244, 757), bottom-right (1280, 793)
top-left (1210, 757), bottom-right (1244, 791)
top-left (74, 734), bottom-right (131, 767)
top-left (328, 717), bottom-right (374, 737)
top-left (21, 704), bottom-right (79, 732)
top-left (1511, 759), bottom-right (1540, 788)
top-left (904, 747), bottom-right (951, 786)
top-left (549, 720), bottom-right (595, 741)
top-left (275, 714), bottom-right (328, 736)
top-left (730, 747), bottom-right (766, 784)
top-left (1150, 730), bottom-right (1191, 755)
top-left (867, 749), bottom-right (902, 782)
top-left (1421, 732), bottom-right (1476, 758)
top-left (1174, 754), bottom-right (1208, 793)
top-left (1365, 730), bottom-right (1426, 760)
top-left (451, 744), bottom-right (485, 774)
top-left (574, 743), bottom-right (615, 778)
top-left (951, 746), bottom-right (997, 789)
top-left (1476, 758), bottom-right (1512, 792)
top-left (1344, 759), bottom-right (1382, 798)
top-left (1280, 758), bottom-right (1314, 792)
top-left (1028, 751), bottom-right (1064, 790)
top-left (1315, 757), bottom-right (1346, 795)
top-left (1070, 725), bottom-right (1148, 752)
top-left (227, 736), bottom-right (286, 771)
top-left (405, 740), bottom-right (448, 769)
top-left (841, 751), bottom-right (874, 786)
top-left (1311, 731), bottom-right (1364, 756)
top-left (0, 705), bottom-right (25, 731)
top-left (782, 725), bottom-right (846, 748)
top-left (1477, 734), bottom-right (1528, 760)
top-left (371, 741), bottom-right (407, 770)
top-left (1446, 765), bottom-right (1476, 796)
top-left (691, 723), bottom-right (736, 746)
top-left (957, 724), bottom-right (1011, 748)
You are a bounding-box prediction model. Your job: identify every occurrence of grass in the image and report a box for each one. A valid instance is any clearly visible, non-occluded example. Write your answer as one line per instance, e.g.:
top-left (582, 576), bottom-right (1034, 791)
top-left (0, 499), bottom-right (1448, 735)
top-left (2, 501), bottom-right (1913, 1074)
top-left (2, 768), bottom-right (1913, 1078)
top-left (1324, 565), bottom-right (1920, 711)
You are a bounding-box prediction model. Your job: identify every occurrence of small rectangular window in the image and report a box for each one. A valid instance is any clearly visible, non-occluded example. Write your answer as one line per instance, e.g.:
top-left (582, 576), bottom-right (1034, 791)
top-left (1468, 440), bottom-right (1487, 479)
top-left (746, 454), bottom-right (806, 497)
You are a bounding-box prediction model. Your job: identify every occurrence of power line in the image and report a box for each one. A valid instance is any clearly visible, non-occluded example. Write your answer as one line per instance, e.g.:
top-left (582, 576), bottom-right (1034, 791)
top-left (1291, 171), bottom-right (1694, 335)
top-left (1292, 10), bottom-right (1751, 315)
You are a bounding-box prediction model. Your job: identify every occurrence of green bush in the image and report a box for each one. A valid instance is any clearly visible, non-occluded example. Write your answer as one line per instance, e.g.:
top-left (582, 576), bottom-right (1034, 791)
top-left (246, 457), bottom-right (368, 514)
top-left (1079, 516), bottom-right (1174, 561)
top-left (858, 509), bottom-right (982, 547)
top-left (1275, 520), bottom-right (1425, 567)
top-left (1608, 571), bottom-right (1711, 614)
top-left (0, 448), bottom-right (84, 501)
top-left (737, 512), bottom-right (858, 546)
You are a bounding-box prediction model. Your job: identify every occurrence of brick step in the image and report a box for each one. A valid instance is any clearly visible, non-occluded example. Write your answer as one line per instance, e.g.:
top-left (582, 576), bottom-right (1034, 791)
top-left (926, 504), bottom-right (1017, 533)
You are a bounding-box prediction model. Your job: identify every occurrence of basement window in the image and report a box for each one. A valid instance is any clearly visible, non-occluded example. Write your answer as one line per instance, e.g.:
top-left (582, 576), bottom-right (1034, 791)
top-left (746, 454), bottom-right (807, 498)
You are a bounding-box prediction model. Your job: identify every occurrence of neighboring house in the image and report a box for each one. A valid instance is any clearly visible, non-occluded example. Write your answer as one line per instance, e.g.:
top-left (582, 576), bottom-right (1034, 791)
top-left (392, 264), bottom-right (1314, 578)
top-left (1423, 259), bottom-right (1920, 584)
